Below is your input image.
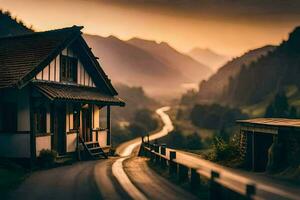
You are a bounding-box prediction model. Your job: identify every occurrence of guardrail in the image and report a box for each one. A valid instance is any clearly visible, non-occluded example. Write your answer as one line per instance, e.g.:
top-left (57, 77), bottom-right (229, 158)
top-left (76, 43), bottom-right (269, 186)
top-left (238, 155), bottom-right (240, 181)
top-left (139, 137), bottom-right (280, 200)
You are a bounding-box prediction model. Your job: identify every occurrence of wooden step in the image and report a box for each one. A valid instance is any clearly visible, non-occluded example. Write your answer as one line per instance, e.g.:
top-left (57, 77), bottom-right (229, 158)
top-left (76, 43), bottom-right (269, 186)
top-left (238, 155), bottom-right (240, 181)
top-left (85, 141), bottom-right (99, 148)
top-left (85, 141), bottom-right (98, 145)
top-left (89, 147), bottom-right (102, 152)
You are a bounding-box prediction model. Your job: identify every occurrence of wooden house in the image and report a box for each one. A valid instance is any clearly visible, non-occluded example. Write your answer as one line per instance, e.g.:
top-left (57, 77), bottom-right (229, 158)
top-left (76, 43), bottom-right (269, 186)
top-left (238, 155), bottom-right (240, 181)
top-left (0, 26), bottom-right (125, 163)
top-left (237, 118), bottom-right (300, 172)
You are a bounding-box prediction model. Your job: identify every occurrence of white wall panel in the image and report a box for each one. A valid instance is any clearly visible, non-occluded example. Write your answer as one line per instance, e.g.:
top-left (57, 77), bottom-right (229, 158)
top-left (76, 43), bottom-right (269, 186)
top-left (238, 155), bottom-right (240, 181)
top-left (67, 133), bottom-right (77, 152)
top-left (36, 135), bottom-right (51, 156)
top-left (42, 65), bottom-right (49, 80)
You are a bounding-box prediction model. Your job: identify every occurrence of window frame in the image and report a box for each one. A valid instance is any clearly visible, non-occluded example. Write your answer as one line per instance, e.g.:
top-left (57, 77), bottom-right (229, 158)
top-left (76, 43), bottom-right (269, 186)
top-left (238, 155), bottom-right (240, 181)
top-left (60, 54), bottom-right (78, 83)
top-left (33, 106), bottom-right (47, 134)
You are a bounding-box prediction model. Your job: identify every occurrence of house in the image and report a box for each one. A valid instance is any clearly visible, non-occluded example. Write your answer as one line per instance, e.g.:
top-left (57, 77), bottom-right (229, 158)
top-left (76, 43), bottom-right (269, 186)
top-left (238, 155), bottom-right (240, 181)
top-left (237, 118), bottom-right (300, 172)
top-left (0, 26), bottom-right (125, 164)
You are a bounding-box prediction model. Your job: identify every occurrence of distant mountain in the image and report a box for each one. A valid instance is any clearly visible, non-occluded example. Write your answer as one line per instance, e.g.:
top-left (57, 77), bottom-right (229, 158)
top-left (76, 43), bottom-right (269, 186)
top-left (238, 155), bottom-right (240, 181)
top-left (0, 10), bottom-right (32, 37)
top-left (84, 34), bottom-right (188, 97)
top-left (221, 27), bottom-right (300, 106)
top-left (198, 45), bottom-right (276, 102)
top-left (127, 38), bottom-right (212, 83)
top-left (188, 48), bottom-right (231, 71)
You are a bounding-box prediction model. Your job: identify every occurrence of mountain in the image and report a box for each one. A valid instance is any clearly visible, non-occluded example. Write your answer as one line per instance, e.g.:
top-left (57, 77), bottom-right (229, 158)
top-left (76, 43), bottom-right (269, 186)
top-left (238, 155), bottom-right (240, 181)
top-left (0, 10), bottom-right (33, 37)
top-left (85, 35), bottom-right (212, 97)
top-left (127, 38), bottom-right (212, 84)
top-left (84, 34), bottom-right (191, 97)
top-left (221, 27), bottom-right (300, 106)
top-left (197, 45), bottom-right (276, 102)
top-left (188, 48), bottom-right (231, 71)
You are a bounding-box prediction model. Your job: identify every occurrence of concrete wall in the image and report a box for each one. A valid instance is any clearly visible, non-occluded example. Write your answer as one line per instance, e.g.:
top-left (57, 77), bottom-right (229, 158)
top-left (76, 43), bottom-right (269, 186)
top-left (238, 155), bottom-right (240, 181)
top-left (36, 135), bottom-right (51, 156)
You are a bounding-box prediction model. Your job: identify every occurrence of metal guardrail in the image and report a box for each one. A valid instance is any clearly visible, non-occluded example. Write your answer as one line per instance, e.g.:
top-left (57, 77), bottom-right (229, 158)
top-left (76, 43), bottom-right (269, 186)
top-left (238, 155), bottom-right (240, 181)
top-left (139, 138), bottom-right (292, 200)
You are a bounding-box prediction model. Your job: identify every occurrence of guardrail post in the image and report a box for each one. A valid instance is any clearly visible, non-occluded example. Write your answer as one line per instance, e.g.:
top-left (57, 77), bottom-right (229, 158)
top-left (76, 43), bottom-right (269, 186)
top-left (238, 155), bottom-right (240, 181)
top-left (160, 157), bottom-right (167, 169)
top-left (246, 184), bottom-right (256, 199)
top-left (169, 151), bottom-right (177, 175)
top-left (210, 170), bottom-right (221, 200)
top-left (190, 168), bottom-right (200, 192)
top-left (178, 164), bottom-right (189, 183)
top-left (150, 150), bottom-right (155, 162)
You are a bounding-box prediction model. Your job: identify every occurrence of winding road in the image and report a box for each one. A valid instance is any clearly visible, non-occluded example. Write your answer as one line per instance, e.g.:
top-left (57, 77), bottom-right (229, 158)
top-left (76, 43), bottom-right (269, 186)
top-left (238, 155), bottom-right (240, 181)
top-left (8, 106), bottom-right (194, 200)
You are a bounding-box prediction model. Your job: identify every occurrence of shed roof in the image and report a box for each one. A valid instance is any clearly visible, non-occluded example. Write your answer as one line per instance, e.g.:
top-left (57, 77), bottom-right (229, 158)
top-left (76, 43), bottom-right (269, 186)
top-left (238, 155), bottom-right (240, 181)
top-left (33, 81), bottom-right (125, 106)
top-left (237, 118), bottom-right (300, 128)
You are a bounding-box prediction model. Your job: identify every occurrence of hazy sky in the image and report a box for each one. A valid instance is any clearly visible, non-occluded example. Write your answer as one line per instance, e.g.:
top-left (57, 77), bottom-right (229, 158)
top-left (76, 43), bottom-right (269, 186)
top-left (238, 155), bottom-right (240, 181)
top-left (1, 0), bottom-right (300, 55)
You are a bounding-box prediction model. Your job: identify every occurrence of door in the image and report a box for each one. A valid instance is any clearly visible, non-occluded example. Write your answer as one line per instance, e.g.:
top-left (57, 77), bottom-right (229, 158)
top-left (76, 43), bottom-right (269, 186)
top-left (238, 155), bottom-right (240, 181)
top-left (254, 133), bottom-right (273, 171)
top-left (82, 106), bottom-right (91, 142)
top-left (53, 104), bottom-right (66, 155)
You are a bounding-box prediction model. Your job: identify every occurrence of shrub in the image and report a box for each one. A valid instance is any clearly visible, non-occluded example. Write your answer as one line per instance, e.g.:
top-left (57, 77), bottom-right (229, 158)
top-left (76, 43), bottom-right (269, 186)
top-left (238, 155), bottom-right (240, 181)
top-left (207, 137), bottom-right (241, 164)
top-left (38, 149), bottom-right (57, 168)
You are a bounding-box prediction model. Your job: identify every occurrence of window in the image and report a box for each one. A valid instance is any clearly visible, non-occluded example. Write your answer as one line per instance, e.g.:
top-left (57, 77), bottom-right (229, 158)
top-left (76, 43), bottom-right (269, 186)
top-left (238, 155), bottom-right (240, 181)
top-left (34, 106), bottom-right (46, 133)
top-left (60, 55), bottom-right (78, 82)
top-left (0, 102), bottom-right (17, 132)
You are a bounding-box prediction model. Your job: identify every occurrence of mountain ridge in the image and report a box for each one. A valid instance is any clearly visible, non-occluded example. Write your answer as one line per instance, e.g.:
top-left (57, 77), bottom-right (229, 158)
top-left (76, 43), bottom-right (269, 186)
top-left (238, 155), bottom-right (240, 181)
top-left (221, 26), bottom-right (300, 106)
top-left (197, 45), bottom-right (276, 102)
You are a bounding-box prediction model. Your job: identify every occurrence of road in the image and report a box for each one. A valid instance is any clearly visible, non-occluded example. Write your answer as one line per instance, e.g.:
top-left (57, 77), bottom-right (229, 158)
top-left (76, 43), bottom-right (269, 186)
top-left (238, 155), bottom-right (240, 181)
top-left (8, 106), bottom-right (194, 200)
top-left (112, 106), bottom-right (196, 200)
top-left (8, 161), bottom-right (102, 200)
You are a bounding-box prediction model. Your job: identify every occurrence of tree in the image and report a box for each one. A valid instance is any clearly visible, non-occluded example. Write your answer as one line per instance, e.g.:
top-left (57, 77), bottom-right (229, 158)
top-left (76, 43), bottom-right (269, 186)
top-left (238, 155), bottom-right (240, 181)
top-left (264, 92), bottom-right (297, 118)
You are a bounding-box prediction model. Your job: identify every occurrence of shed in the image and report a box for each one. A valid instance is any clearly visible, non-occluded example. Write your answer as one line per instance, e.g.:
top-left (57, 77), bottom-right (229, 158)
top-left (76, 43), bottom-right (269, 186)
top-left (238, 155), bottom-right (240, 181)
top-left (237, 118), bottom-right (300, 171)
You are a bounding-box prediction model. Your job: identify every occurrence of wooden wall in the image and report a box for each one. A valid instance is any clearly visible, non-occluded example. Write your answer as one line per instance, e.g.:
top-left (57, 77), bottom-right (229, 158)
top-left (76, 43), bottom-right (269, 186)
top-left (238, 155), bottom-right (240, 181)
top-left (35, 47), bottom-right (96, 87)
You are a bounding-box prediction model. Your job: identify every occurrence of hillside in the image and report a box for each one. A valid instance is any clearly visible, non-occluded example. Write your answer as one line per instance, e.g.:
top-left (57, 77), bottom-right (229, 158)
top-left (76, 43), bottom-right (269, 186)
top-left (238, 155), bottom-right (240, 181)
top-left (0, 10), bottom-right (32, 37)
top-left (188, 48), bottom-right (230, 71)
top-left (127, 38), bottom-right (212, 84)
top-left (221, 26), bottom-right (300, 107)
top-left (197, 45), bottom-right (276, 102)
top-left (111, 84), bottom-right (159, 122)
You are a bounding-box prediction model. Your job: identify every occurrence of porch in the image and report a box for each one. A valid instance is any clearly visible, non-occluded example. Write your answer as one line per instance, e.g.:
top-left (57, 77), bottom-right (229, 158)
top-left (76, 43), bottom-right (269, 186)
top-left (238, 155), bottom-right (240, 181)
top-left (32, 81), bottom-right (124, 159)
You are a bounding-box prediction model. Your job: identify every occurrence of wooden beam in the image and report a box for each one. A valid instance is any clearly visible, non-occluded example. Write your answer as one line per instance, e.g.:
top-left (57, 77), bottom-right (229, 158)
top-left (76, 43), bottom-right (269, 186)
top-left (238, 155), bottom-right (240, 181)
top-left (29, 88), bottom-right (36, 166)
top-left (107, 105), bottom-right (111, 146)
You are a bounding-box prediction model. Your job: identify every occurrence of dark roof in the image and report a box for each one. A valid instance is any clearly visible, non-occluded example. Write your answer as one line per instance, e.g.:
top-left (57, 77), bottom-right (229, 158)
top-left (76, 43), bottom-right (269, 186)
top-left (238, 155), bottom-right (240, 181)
top-left (0, 26), bottom-right (81, 88)
top-left (237, 118), bottom-right (300, 128)
top-left (0, 26), bottom-right (118, 96)
top-left (32, 81), bottom-right (125, 106)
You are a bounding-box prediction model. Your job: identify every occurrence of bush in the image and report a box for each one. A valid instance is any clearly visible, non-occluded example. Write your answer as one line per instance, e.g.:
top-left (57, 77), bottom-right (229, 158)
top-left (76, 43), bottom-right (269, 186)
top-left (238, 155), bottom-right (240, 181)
top-left (38, 149), bottom-right (57, 168)
top-left (206, 137), bottom-right (241, 166)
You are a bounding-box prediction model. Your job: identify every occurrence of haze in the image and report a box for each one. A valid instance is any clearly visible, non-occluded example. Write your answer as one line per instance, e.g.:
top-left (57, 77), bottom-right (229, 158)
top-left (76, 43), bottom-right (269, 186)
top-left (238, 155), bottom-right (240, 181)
top-left (1, 0), bottom-right (300, 55)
